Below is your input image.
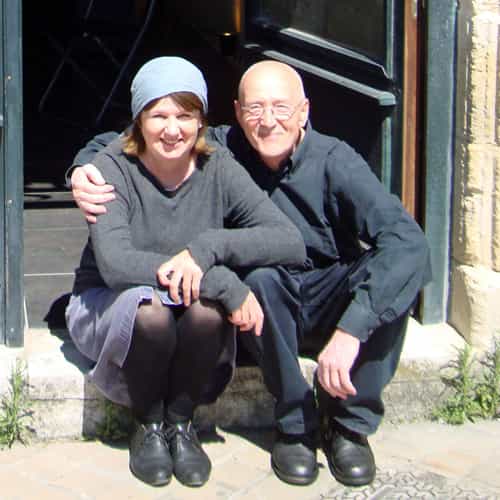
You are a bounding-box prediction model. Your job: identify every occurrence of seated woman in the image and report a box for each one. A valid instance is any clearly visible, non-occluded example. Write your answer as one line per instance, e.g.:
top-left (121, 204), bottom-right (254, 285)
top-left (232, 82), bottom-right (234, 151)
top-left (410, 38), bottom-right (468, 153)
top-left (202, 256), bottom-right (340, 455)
top-left (66, 57), bottom-right (306, 488)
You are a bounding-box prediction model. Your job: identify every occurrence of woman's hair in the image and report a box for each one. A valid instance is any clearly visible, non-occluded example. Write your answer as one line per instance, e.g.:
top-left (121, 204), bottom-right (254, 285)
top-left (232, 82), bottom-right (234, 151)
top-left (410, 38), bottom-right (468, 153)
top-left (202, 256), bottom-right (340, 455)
top-left (123, 92), bottom-right (214, 156)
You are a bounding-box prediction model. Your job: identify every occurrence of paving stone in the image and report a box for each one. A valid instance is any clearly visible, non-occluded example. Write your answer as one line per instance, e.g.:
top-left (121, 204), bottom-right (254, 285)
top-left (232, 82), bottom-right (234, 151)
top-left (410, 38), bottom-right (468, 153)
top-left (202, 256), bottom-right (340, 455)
top-left (2, 431), bottom-right (500, 499)
top-left (320, 468), bottom-right (500, 499)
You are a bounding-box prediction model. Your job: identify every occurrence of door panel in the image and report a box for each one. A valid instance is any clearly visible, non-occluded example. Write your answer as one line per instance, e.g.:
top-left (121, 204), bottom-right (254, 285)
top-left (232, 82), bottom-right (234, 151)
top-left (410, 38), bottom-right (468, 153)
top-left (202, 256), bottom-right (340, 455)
top-left (257, 0), bottom-right (387, 63)
top-left (243, 1), bottom-right (417, 207)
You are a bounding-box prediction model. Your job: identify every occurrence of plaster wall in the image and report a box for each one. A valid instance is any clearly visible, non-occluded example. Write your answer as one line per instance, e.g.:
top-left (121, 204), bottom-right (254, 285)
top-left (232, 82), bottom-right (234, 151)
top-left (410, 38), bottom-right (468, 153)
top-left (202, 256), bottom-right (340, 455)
top-left (450, 0), bottom-right (500, 349)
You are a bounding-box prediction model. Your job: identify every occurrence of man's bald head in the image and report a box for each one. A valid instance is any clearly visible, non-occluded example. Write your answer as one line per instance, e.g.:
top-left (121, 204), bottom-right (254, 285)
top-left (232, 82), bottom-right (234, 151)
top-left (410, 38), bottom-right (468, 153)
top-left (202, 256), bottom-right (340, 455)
top-left (238, 61), bottom-right (306, 103)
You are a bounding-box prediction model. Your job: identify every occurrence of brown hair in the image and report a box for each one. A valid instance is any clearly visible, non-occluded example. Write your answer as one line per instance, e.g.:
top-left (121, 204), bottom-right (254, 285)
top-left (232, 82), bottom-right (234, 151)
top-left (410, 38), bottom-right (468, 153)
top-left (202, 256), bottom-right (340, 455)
top-left (122, 92), bottom-right (214, 156)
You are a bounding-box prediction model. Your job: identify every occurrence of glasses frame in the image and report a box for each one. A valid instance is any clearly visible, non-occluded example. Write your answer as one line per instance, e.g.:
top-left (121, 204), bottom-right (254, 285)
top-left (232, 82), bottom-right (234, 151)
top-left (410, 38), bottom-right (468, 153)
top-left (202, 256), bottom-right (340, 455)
top-left (240, 100), bottom-right (305, 121)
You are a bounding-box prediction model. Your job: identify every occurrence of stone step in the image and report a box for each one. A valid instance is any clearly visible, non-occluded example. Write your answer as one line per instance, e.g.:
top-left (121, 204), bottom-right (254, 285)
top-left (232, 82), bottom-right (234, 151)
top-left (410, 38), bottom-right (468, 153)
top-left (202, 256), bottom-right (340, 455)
top-left (0, 319), bottom-right (465, 440)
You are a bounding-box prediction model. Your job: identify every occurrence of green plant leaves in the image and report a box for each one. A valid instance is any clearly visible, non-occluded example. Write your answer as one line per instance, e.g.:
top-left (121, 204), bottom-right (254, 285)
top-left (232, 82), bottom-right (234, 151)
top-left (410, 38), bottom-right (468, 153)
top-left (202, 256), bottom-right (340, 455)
top-left (432, 339), bottom-right (500, 425)
top-left (0, 360), bottom-right (33, 448)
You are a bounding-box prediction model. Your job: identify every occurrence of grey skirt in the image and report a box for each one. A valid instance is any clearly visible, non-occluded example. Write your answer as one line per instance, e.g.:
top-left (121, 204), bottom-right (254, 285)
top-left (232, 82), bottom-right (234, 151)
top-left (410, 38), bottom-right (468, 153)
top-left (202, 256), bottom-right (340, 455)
top-left (65, 286), bottom-right (236, 408)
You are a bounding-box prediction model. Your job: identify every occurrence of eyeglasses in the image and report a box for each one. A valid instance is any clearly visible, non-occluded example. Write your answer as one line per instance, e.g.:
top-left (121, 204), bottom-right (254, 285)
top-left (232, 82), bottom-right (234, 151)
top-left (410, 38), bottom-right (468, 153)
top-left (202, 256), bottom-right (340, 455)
top-left (240, 101), bottom-right (304, 121)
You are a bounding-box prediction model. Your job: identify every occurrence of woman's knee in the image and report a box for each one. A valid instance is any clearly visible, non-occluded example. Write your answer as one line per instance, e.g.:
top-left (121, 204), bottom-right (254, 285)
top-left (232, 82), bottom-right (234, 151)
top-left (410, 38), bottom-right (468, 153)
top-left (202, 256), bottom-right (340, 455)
top-left (134, 293), bottom-right (174, 339)
top-left (176, 300), bottom-right (229, 360)
top-left (183, 299), bottom-right (226, 331)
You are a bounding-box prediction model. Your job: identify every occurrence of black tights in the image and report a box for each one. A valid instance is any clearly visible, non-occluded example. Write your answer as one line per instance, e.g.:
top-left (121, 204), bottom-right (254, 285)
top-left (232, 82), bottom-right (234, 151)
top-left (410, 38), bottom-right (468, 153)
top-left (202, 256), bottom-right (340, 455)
top-left (122, 293), bottom-right (228, 423)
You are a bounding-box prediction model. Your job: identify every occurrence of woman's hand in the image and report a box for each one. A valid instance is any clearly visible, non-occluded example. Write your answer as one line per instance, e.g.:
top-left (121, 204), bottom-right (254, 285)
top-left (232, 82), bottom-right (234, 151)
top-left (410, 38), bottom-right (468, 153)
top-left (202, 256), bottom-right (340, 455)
top-left (71, 164), bottom-right (116, 223)
top-left (228, 291), bottom-right (264, 336)
top-left (157, 249), bottom-right (203, 306)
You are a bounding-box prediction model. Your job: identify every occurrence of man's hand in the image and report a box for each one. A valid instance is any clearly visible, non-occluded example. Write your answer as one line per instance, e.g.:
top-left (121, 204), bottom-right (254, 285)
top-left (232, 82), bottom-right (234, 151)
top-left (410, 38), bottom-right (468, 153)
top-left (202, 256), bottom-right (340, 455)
top-left (71, 164), bottom-right (116, 223)
top-left (157, 249), bottom-right (203, 306)
top-left (317, 328), bottom-right (360, 400)
top-left (228, 291), bottom-right (264, 336)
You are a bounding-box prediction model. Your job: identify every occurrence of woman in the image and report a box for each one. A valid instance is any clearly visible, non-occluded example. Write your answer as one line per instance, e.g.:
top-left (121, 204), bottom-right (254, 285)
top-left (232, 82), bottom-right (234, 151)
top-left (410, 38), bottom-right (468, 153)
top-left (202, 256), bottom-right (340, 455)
top-left (65, 57), bottom-right (306, 488)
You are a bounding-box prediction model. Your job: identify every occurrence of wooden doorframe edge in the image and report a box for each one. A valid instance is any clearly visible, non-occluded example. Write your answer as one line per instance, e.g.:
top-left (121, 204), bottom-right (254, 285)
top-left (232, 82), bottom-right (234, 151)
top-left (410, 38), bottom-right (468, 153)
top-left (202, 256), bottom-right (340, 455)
top-left (401, 0), bottom-right (423, 219)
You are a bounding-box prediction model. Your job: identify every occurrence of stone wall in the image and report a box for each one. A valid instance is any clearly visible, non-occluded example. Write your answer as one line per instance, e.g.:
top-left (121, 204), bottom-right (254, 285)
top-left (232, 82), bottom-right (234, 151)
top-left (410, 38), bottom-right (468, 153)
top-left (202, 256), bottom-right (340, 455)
top-left (450, 0), bottom-right (500, 349)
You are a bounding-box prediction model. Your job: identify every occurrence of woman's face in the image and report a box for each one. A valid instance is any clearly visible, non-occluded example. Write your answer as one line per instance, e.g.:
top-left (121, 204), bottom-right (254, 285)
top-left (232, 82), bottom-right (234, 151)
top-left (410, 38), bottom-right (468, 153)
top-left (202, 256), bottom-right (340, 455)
top-left (139, 96), bottom-right (202, 163)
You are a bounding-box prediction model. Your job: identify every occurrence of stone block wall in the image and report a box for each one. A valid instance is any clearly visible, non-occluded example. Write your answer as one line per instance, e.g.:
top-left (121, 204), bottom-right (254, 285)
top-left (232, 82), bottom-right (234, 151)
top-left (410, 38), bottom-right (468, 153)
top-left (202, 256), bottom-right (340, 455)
top-left (450, 0), bottom-right (500, 349)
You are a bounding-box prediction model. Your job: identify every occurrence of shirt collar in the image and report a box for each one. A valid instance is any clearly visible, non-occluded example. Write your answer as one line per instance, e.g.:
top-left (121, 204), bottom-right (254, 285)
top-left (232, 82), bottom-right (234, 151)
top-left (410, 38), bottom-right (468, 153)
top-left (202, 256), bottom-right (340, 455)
top-left (288, 121), bottom-right (312, 173)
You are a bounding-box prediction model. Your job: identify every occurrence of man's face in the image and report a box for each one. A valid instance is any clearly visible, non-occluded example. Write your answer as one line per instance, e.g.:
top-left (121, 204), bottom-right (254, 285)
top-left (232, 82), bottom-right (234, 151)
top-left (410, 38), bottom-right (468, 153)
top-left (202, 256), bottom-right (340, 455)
top-left (235, 68), bottom-right (309, 170)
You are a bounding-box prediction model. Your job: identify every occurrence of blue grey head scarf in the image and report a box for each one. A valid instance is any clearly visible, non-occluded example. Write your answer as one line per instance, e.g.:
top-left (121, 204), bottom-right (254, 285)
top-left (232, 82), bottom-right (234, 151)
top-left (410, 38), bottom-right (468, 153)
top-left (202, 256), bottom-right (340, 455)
top-left (130, 57), bottom-right (208, 119)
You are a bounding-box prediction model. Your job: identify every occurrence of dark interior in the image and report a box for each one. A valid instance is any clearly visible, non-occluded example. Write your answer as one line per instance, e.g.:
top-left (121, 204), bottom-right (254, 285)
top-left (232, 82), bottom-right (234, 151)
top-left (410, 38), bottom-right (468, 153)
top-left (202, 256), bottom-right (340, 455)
top-left (23, 1), bottom-right (240, 197)
top-left (22, 2), bottom-right (241, 330)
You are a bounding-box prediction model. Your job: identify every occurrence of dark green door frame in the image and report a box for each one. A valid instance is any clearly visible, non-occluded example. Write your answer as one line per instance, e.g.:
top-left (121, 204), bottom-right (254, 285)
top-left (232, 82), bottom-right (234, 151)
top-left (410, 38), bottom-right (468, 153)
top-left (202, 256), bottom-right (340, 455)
top-left (1, 0), bottom-right (23, 346)
top-left (420, 0), bottom-right (457, 324)
top-left (0, 0), bottom-right (4, 345)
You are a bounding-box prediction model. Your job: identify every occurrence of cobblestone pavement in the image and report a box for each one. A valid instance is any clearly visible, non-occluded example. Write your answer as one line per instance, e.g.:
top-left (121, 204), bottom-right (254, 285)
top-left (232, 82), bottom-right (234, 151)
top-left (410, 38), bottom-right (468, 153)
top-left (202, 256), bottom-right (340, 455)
top-left (321, 469), bottom-right (499, 499)
top-left (0, 421), bottom-right (499, 499)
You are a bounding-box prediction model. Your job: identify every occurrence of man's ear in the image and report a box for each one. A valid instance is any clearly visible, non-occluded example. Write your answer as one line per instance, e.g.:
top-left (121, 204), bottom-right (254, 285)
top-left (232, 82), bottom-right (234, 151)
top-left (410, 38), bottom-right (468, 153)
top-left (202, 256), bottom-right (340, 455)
top-left (299, 98), bottom-right (310, 128)
top-left (234, 99), bottom-right (243, 126)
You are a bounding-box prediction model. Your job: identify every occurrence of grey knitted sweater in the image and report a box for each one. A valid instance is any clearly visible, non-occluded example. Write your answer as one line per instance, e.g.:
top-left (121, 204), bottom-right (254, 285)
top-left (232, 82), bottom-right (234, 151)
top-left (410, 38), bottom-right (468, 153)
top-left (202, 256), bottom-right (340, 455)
top-left (72, 138), bottom-right (306, 312)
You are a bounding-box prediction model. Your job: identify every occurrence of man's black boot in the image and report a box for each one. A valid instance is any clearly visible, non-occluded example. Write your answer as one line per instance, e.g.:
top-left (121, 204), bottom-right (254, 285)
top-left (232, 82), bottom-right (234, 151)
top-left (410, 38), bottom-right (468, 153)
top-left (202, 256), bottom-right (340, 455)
top-left (271, 431), bottom-right (319, 485)
top-left (165, 421), bottom-right (211, 487)
top-left (323, 423), bottom-right (376, 487)
top-left (129, 421), bottom-right (173, 486)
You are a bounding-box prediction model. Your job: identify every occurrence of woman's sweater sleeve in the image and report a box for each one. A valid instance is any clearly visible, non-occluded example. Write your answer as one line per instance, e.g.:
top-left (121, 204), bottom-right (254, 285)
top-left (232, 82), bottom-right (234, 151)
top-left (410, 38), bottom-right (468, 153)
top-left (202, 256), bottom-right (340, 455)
top-left (188, 153), bottom-right (307, 272)
top-left (200, 266), bottom-right (250, 312)
top-left (88, 153), bottom-right (170, 290)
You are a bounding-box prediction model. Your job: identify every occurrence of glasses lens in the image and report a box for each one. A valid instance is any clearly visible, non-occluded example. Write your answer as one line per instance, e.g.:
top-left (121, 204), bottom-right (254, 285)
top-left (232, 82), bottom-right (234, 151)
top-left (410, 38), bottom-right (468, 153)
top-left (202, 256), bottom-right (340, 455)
top-left (273, 105), bottom-right (293, 119)
top-left (242, 102), bottom-right (300, 121)
top-left (244, 105), bottom-right (263, 118)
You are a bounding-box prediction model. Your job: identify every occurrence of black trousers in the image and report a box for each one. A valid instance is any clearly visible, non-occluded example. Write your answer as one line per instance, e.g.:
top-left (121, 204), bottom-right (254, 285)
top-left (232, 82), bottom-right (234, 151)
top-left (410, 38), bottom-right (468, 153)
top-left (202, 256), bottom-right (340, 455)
top-left (240, 254), bottom-right (408, 436)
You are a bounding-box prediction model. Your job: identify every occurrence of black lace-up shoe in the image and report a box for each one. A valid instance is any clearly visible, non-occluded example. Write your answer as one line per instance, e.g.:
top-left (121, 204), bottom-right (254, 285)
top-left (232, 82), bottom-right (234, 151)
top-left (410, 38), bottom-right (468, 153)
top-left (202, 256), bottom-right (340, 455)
top-left (323, 423), bottom-right (376, 487)
top-left (165, 421), bottom-right (211, 487)
top-left (129, 421), bottom-right (173, 486)
top-left (271, 431), bottom-right (319, 485)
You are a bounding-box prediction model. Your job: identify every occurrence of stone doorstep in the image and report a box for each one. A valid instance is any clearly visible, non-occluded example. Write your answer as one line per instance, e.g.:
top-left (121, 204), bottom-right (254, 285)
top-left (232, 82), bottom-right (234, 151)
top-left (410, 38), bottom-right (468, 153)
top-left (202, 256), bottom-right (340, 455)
top-left (0, 319), bottom-right (465, 441)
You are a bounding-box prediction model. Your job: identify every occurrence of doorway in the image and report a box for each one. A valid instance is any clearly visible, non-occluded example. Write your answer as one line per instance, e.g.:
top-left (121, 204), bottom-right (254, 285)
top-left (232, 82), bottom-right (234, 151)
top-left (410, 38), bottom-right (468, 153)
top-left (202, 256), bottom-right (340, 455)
top-left (21, 1), bottom-right (426, 332)
top-left (22, 2), bottom-right (241, 329)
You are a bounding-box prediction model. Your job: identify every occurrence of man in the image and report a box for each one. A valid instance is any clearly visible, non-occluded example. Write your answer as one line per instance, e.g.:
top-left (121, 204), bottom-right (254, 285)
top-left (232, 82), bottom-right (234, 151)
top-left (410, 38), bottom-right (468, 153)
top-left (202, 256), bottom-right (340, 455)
top-left (69, 61), bottom-right (431, 487)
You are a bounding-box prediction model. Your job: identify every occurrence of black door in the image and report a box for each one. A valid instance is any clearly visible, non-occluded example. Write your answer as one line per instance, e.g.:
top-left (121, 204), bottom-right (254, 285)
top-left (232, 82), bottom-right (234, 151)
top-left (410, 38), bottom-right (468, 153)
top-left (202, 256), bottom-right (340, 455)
top-left (242, 1), bottom-right (405, 197)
